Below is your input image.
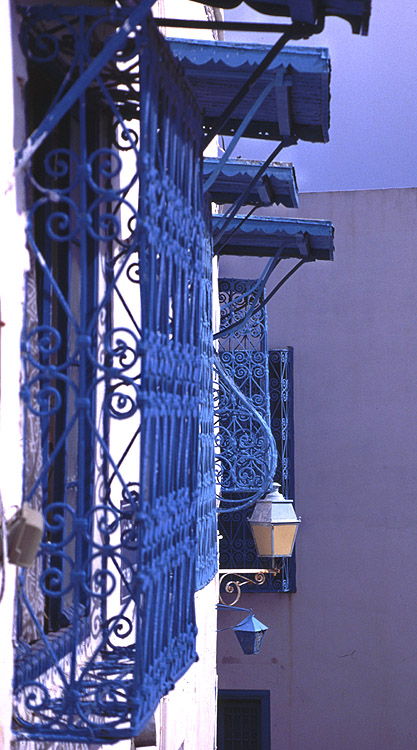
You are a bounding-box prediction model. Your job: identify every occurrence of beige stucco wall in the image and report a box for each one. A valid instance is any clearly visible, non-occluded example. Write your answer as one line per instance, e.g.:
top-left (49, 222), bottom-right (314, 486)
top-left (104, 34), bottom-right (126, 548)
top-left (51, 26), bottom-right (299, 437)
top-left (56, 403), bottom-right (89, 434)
top-left (218, 187), bottom-right (417, 750)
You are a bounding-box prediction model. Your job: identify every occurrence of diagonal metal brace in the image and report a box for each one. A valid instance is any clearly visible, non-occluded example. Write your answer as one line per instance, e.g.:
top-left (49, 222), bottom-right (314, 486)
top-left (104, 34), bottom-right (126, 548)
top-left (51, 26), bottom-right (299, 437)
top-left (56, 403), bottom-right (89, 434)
top-left (201, 18), bottom-right (324, 154)
top-left (14, 1), bottom-right (156, 174)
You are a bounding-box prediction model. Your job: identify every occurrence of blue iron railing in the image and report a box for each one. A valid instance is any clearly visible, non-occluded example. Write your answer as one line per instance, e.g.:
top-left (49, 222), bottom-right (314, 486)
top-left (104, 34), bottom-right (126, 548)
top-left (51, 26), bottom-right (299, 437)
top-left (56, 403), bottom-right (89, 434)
top-left (15, 8), bottom-right (215, 743)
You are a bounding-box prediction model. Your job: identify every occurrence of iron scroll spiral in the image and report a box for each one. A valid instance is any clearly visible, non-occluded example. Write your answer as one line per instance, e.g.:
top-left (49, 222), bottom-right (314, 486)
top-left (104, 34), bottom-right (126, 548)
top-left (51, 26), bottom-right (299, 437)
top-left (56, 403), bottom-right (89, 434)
top-left (214, 353), bottom-right (277, 514)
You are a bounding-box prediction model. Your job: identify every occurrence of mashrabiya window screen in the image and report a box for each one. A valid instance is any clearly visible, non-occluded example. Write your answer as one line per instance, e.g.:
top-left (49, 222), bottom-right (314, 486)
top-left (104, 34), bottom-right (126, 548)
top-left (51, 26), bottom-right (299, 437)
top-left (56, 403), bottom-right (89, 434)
top-left (216, 278), bottom-right (295, 593)
top-left (15, 9), bottom-right (215, 743)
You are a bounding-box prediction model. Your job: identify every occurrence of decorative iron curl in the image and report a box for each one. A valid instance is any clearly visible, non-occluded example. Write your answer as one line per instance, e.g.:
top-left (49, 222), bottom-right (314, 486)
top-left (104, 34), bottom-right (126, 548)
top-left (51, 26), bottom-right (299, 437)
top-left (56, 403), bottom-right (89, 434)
top-left (84, 558), bottom-right (117, 599)
top-left (215, 354), bottom-right (277, 514)
top-left (40, 553), bottom-right (74, 598)
top-left (85, 504), bottom-right (121, 541)
top-left (104, 615), bottom-right (134, 650)
top-left (13, 681), bottom-right (63, 729)
top-left (87, 195), bottom-right (139, 244)
top-left (20, 10), bottom-right (78, 64)
top-left (104, 382), bottom-right (141, 421)
top-left (126, 259), bottom-right (140, 284)
top-left (43, 502), bottom-right (77, 548)
top-left (28, 148), bottom-right (80, 195)
top-left (219, 571), bottom-right (267, 606)
top-left (104, 327), bottom-right (143, 372)
top-left (113, 122), bottom-right (140, 152)
top-left (21, 378), bottom-right (62, 418)
top-left (43, 197), bottom-right (80, 243)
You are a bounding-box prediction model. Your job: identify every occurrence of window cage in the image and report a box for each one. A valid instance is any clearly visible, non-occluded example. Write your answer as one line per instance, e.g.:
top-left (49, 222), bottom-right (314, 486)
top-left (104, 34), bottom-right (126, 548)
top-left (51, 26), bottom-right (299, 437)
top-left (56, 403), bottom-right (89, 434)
top-left (15, 9), bottom-right (215, 743)
top-left (215, 278), bottom-right (276, 511)
top-left (216, 276), bottom-right (295, 594)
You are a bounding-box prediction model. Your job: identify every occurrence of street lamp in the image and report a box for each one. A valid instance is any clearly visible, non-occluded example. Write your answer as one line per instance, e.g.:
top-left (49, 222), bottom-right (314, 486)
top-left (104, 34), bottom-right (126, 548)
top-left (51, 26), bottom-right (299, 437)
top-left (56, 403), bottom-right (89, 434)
top-left (249, 482), bottom-right (300, 560)
top-left (233, 613), bottom-right (268, 655)
top-left (217, 604), bottom-right (268, 656)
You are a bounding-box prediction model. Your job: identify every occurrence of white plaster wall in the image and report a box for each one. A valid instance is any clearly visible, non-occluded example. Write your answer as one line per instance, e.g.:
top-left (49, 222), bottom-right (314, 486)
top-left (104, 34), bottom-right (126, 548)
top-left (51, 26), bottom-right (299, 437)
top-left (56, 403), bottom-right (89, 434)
top-left (0, 2), bottom-right (30, 748)
top-left (218, 188), bottom-right (417, 750)
top-left (153, 6), bottom-right (220, 749)
top-left (156, 578), bottom-right (218, 750)
top-left (154, 0), bottom-right (217, 41)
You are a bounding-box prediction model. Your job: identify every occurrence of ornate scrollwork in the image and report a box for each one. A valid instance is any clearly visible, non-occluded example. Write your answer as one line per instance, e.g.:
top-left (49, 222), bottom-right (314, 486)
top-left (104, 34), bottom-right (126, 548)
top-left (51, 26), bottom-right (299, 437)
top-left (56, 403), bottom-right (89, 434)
top-left (15, 8), bottom-right (214, 744)
top-left (219, 570), bottom-right (268, 605)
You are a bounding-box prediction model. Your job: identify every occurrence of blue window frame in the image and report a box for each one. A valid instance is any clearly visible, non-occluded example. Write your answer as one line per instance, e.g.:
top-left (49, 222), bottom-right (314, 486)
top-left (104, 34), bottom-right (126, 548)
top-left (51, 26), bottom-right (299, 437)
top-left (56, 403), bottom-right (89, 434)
top-left (217, 690), bottom-right (271, 750)
top-left (217, 278), bottom-right (295, 593)
top-left (15, 9), bottom-right (216, 743)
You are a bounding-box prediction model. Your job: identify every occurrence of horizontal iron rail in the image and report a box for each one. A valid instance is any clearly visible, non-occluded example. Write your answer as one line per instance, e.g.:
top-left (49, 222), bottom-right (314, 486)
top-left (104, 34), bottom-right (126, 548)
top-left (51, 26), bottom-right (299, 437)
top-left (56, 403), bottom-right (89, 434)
top-left (219, 568), bottom-right (276, 574)
top-left (156, 19), bottom-right (306, 32)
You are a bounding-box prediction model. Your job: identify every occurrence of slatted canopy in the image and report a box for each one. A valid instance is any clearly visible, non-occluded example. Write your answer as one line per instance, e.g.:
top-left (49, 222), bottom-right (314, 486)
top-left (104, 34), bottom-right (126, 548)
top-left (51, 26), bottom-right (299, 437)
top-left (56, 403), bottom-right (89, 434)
top-left (189, 0), bottom-right (371, 35)
top-left (204, 158), bottom-right (298, 207)
top-left (169, 40), bottom-right (330, 143)
top-left (213, 215), bottom-right (334, 260)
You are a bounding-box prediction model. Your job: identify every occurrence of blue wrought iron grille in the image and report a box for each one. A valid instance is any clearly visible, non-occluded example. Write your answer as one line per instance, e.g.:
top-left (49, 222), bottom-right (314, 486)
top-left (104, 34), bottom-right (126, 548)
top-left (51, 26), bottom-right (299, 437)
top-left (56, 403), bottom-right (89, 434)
top-left (196, 229), bottom-right (218, 590)
top-left (216, 277), bottom-right (295, 593)
top-left (15, 8), bottom-right (215, 743)
top-left (215, 278), bottom-right (275, 505)
top-left (269, 348), bottom-right (295, 499)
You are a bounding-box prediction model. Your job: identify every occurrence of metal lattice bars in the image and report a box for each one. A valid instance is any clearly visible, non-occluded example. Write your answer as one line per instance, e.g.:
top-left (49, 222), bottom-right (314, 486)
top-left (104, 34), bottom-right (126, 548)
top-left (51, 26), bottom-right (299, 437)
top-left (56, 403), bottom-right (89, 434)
top-left (215, 276), bottom-right (294, 592)
top-left (15, 9), bottom-right (215, 743)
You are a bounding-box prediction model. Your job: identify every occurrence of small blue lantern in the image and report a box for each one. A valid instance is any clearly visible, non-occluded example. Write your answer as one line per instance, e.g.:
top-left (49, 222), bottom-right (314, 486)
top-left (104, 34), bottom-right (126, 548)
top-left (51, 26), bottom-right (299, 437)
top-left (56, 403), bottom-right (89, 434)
top-left (233, 614), bottom-right (268, 655)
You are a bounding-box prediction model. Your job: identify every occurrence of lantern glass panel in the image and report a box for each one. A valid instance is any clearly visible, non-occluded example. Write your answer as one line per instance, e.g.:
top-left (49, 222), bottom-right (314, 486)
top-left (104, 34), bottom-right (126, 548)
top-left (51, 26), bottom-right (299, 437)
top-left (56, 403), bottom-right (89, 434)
top-left (251, 525), bottom-right (273, 557)
top-left (272, 523), bottom-right (298, 557)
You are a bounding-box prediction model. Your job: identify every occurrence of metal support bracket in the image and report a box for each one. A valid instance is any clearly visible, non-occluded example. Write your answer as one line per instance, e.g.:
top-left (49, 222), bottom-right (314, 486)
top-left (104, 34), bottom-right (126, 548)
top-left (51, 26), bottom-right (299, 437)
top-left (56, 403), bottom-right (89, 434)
top-left (219, 569), bottom-right (279, 605)
top-left (14, 2), bottom-right (155, 173)
top-left (204, 79), bottom-right (275, 192)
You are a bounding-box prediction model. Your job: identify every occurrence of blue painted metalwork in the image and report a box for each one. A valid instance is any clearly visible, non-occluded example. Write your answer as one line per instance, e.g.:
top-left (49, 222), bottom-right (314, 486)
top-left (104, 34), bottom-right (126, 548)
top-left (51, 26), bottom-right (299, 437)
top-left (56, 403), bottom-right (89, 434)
top-left (196, 230), bottom-right (218, 590)
top-left (188, 0), bottom-right (371, 35)
top-left (218, 342), bottom-right (296, 594)
top-left (15, 8), bottom-right (215, 743)
top-left (233, 614), bottom-right (268, 655)
top-left (213, 214), bottom-right (335, 260)
top-left (217, 603), bottom-right (268, 655)
top-left (269, 348), bottom-right (295, 499)
top-left (215, 279), bottom-right (277, 514)
top-left (169, 39), bottom-right (331, 143)
top-left (204, 158), bottom-right (298, 208)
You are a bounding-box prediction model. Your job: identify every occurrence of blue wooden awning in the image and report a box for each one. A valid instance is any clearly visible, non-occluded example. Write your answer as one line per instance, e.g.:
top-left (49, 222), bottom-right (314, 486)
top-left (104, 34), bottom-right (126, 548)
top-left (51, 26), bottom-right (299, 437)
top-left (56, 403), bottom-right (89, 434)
top-left (189, 0), bottom-right (371, 35)
top-left (213, 214), bottom-right (334, 260)
top-left (169, 40), bottom-right (330, 143)
top-left (204, 158), bottom-right (298, 207)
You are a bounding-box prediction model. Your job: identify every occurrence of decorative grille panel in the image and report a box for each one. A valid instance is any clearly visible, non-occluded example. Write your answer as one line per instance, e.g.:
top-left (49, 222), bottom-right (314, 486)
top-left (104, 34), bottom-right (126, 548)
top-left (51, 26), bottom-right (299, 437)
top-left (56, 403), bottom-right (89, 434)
top-left (215, 279), bottom-right (274, 505)
top-left (217, 276), bottom-right (296, 592)
top-left (15, 9), bottom-right (215, 743)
